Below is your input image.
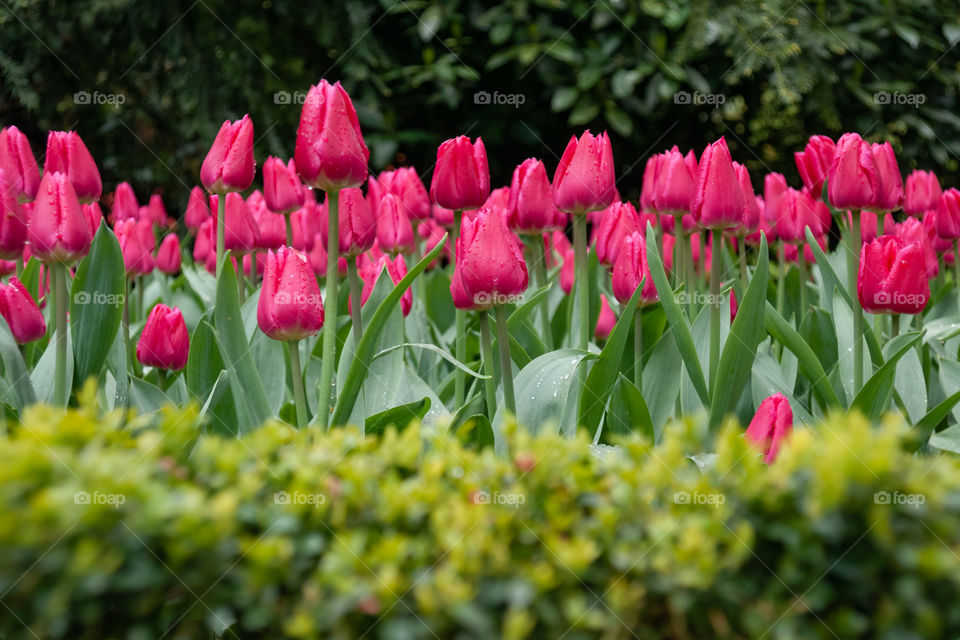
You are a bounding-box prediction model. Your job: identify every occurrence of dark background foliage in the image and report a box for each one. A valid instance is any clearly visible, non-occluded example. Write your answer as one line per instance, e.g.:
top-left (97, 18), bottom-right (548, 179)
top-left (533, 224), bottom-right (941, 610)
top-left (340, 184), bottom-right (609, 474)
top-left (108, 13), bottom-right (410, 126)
top-left (2, 0), bottom-right (959, 213)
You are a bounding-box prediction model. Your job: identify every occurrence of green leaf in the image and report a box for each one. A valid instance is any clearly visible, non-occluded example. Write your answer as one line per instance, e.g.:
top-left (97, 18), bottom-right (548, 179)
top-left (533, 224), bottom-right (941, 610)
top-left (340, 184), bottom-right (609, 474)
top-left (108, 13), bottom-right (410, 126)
top-left (455, 413), bottom-right (494, 450)
top-left (850, 332), bottom-right (922, 422)
top-left (70, 224), bottom-right (126, 388)
top-left (331, 234), bottom-right (447, 427)
top-left (929, 423), bottom-right (960, 454)
top-left (764, 302), bottom-right (842, 409)
top-left (374, 342), bottom-right (490, 379)
top-left (213, 258), bottom-right (272, 432)
top-left (579, 280), bottom-right (644, 437)
top-left (31, 331), bottom-right (72, 405)
top-left (128, 377), bottom-right (171, 414)
top-left (507, 285), bottom-right (551, 331)
top-left (642, 333), bottom-right (681, 437)
top-left (0, 318), bottom-right (36, 409)
top-left (913, 388), bottom-right (960, 447)
top-left (645, 224), bottom-right (709, 406)
top-left (501, 348), bottom-right (596, 437)
top-left (551, 87), bottom-right (578, 112)
top-left (710, 234), bottom-right (769, 429)
top-left (604, 374), bottom-right (654, 442)
top-left (365, 397), bottom-right (430, 436)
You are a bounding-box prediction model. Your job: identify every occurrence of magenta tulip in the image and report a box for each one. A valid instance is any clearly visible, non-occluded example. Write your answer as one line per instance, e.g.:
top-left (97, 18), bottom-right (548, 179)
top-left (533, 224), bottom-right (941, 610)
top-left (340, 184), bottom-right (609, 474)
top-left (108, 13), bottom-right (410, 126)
top-left (611, 231), bottom-right (658, 306)
top-left (691, 137), bottom-right (745, 229)
top-left (430, 136), bottom-right (490, 211)
top-left (552, 130), bottom-right (616, 215)
top-left (508, 158), bottom-right (560, 234)
top-left (258, 246), bottom-right (325, 341)
top-left (137, 304), bottom-right (189, 371)
top-left (44, 131), bottom-right (102, 203)
top-left (794, 135), bottom-right (836, 199)
top-left (827, 133), bottom-right (879, 210)
top-left (28, 171), bottom-right (92, 263)
top-left (184, 186), bottom-right (210, 230)
top-left (0, 126), bottom-right (40, 203)
top-left (904, 170), bottom-right (941, 217)
top-left (200, 115), bottom-right (255, 193)
top-left (858, 235), bottom-right (930, 314)
top-left (263, 156), bottom-right (305, 214)
top-left (452, 206), bottom-right (528, 309)
top-left (745, 393), bottom-right (793, 464)
top-left (295, 81), bottom-right (369, 191)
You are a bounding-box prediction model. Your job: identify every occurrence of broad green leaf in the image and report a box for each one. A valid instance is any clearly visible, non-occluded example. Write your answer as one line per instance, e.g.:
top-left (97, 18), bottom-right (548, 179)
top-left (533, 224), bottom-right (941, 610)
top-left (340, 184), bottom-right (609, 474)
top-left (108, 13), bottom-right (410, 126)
top-left (507, 284), bottom-right (551, 330)
top-left (0, 318), bottom-right (36, 409)
top-left (128, 377), bottom-right (171, 414)
top-left (913, 388), bottom-right (960, 448)
top-left (250, 331), bottom-right (286, 416)
top-left (331, 234), bottom-right (447, 427)
top-left (751, 348), bottom-right (815, 425)
top-left (604, 374), bottom-right (654, 442)
top-left (642, 333), bottom-right (681, 436)
top-left (929, 423), bottom-right (960, 454)
top-left (850, 332), bottom-right (922, 421)
top-left (213, 258), bottom-right (272, 432)
top-left (455, 413), bottom-right (495, 450)
top-left (894, 347), bottom-right (926, 423)
top-left (765, 303), bottom-right (842, 408)
top-left (709, 234), bottom-right (769, 429)
top-left (374, 342), bottom-right (490, 379)
top-left (645, 224), bottom-right (709, 405)
top-left (31, 332), bottom-right (72, 406)
top-left (365, 397), bottom-right (430, 436)
top-left (579, 279), bottom-right (644, 437)
top-left (70, 224), bottom-right (125, 388)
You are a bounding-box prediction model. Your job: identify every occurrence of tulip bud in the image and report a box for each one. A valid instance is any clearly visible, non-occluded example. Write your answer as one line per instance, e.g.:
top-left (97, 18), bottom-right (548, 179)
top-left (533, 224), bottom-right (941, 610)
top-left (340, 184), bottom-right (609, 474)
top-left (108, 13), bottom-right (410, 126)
top-left (827, 133), bottom-right (879, 211)
top-left (0, 126), bottom-right (40, 203)
top-left (184, 186), bottom-right (210, 230)
top-left (376, 167), bottom-right (431, 221)
top-left (652, 146), bottom-right (696, 214)
top-left (745, 393), bottom-right (793, 464)
top-left (145, 194), bottom-right (169, 227)
top-left (936, 189), bottom-right (960, 240)
top-left (430, 136), bottom-right (491, 211)
top-left (559, 247), bottom-right (575, 295)
top-left (295, 81), bottom-right (369, 191)
top-left (691, 137), bottom-right (745, 229)
top-left (775, 188), bottom-right (829, 243)
top-left (320, 187), bottom-right (376, 257)
top-left (508, 158), bottom-right (560, 234)
top-left (639, 155), bottom-right (661, 211)
top-left (612, 231), bottom-right (658, 307)
top-left (763, 172), bottom-right (788, 226)
top-left (116, 219), bottom-right (155, 277)
top-left (44, 131), bottom-right (102, 203)
top-left (594, 294), bottom-right (616, 341)
top-left (28, 171), bottom-right (92, 263)
top-left (375, 192), bottom-right (415, 255)
top-left (359, 253), bottom-right (412, 316)
top-left (896, 217), bottom-right (938, 278)
top-left (0, 277), bottom-right (45, 344)
top-left (869, 141), bottom-right (903, 212)
top-left (156, 233), bottom-right (182, 274)
top-left (219, 192), bottom-right (259, 254)
top-left (193, 218), bottom-right (213, 265)
top-left (733, 162), bottom-right (760, 232)
top-left (904, 170), bottom-right (941, 217)
top-left (858, 235), bottom-right (930, 314)
top-left (452, 206), bottom-right (528, 309)
top-left (110, 182), bottom-right (139, 223)
top-left (82, 202), bottom-right (103, 238)
top-left (0, 170), bottom-right (27, 259)
top-left (263, 156), bottom-right (305, 214)
top-left (200, 115), bottom-right (255, 193)
top-left (794, 135), bottom-right (836, 199)
top-left (552, 130), bottom-right (616, 215)
top-left (258, 246), bottom-right (325, 341)
top-left (594, 201), bottom-right (640, 269)
top-left (137, 304), bottom-right (189, 371)
top-left (289, 201), bottom-right (319, 252)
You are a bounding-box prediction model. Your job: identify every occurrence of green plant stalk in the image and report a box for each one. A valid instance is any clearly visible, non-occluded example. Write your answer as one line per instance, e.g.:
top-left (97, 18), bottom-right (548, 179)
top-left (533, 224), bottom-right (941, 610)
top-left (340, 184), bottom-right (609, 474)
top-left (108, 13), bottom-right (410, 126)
top-left (674, 226), bottom-right (685, 289)
top-left (284, 213), bottom-right (293, 246)
top-left (954, 241), bottom-right (960, 287)
top-left (237, 264), bottom-right (246, 305)
top-left (776, 243), bottom-right (786, 319)
top-left (317, 189), bottom-right (340, 430)
top-left (891, 314), bottom-right (900, 338)
top-left (634, 306), bottom-right (643, 391)
top-left (709, 229), bottom-right (722, 391)
top-left (288, 340), bottom-right (307, 428)
top-left (495, 305), bottom-right (516, 416)
top-left (534, 238), bottom-right (553, 349)
top-left (797, 248), bottom-right (808, 317)
top-left (122, 278), bottom-right (131, 372)
top-left (478, 310), bottom-right (497, 420)
top-left (157, 369), bottom-right (168, 391)
top-left (53, 262), bottom-right (68, 406)
top-left (573, 212), bottom-right (589, 349)
top-left (453, 209), bottom-right (466, 409)
top-left (848, 210), bottom-right (864, 393)
top-left (738, 234), bottom-right (748, 287)
top-left (347, 256), bottom-right (363, 342)
top-left (215, 190), bottom-right (225, 280)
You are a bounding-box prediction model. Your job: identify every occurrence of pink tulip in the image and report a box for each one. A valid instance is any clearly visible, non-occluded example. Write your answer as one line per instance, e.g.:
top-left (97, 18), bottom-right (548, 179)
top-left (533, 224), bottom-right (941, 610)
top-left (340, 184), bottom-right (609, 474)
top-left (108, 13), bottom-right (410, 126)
top-left (137, 304), bottom-right (189, 371)
top-left (258, 246), bottom-right (325, 341)
top-left (827, 133), bottom-right (879, 211)
top-left (652, 146), bottom-right (696, 214)
top-left (44, 131), bottom-right (102, 203)
top-left (904, 170), bottom-right (941, 217)
top-left (611, 231), bottom-right (658, 306)
top-left (594, 294), bottom-right (616, 341)
top-left (552, 130), bottom-right (616, 215)
top-left (430, 136), bottom-right (490, 211)
top-left (200, 115), bottom-right (255, 193)
top-left (184, 186), bottom-right (210, 230)
top-left (263, 156), bottom-right (305, 214)
top-left (508, 158), bottom-right (560, 234)
top-left (794, 135), bottom-right (836, 199)
top-left (156, 233), bottom-right (182, 274)
top-left (28, 171), bottom-right (92, 262)
top-left (452, 206), bottom-right (528, 309)
top-left (295, 81), bottom-right (369, 191)
top-left (373, 192), bottom-right (414, 255)
top-left (0, 277), bottom-right (45, 344)
top-left (0, 126), bottom-right (40, 203)
top-left (594, 201), bottom-right (640, 269)
top-left (746, 393), bottom-right (793, 464)
top-left (691, 137), bottom-right (744, 229)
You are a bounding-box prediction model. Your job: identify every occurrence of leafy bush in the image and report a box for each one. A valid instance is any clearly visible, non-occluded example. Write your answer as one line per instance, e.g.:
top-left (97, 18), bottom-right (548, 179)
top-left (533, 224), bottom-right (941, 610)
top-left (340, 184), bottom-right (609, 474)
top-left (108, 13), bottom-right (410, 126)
top-left (2, 394), bottom-right (959, 639)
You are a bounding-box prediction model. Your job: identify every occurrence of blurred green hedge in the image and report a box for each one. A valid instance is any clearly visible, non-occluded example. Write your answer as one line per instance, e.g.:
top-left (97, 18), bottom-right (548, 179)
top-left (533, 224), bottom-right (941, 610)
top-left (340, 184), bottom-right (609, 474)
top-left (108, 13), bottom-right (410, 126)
top-left (1, 394), bottom-right (959, 638)
top-left (2, 0), bottom-right (959, 212)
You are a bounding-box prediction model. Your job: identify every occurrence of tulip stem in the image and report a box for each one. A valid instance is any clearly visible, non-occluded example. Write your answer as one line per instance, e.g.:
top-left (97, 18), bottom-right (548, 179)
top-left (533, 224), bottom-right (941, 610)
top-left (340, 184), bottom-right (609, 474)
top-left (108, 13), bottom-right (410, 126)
top-left (526, 238), bottom-right (553, 350)
top-left (738, 235), bottom-right (748, 287)
top-left (634, 307), bottom-right (643, 392)
top-left (288, 340), bottom-right (307, 428)
top-left (157, 369), bottom-right (168, 391)
top-left (122, 278), bottom-right (131, 371)
top-left (215, 190), bottom-right (225, 280)
top-left (776, 243), bottom-right (786, 319)
top-left (685, 232), bottom-right (696, 317)
top-left (453, 209), bottom-right (466, 409)
top-left (954, 241), bottom-right (960, 288)
top-left (495, 305), bottom-right (516, 416)
top-left (848, 210), bottom-right (864, 393)
top-left (478, 310), bottom-right (497, 420)
top-left (53, 262), bottom-right (68, 407)
top-left (573, 212), bottom-right (590, 350)
top-left (347, 256), bottom-right (363, 342)
top-left (891, 314), bottom-right (900, 339)
top-left (284, 213), bottom-right (293, 246)
top-left (709, 229), bottom-right (721, 393)
top-left (797, 248), bottom-right (808, 318)
top-left (674, 226), bottom-right (684, 288)
top-left (317, 189), bottom-right (340, 430)
top-left (237, 266), bottom-right (246, 305)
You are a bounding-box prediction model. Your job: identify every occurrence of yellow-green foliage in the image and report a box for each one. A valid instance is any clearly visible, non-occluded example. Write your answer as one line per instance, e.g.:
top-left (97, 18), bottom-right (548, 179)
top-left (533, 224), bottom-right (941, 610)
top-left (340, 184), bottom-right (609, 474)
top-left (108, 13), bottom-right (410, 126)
top-left (1, 400), bottom-right (959, 639)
